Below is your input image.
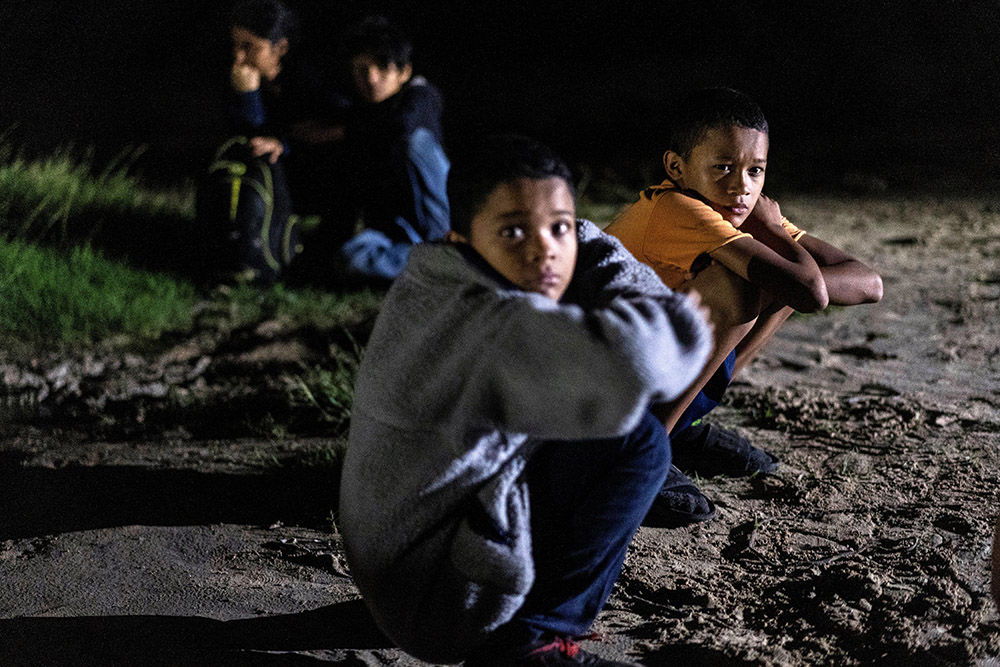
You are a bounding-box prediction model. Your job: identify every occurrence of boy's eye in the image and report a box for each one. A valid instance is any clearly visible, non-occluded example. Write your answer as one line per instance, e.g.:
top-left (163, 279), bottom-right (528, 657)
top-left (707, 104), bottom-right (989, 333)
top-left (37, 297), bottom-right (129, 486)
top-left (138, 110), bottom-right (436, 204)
top-left (500, 226), bottom-right (525, 240)
top-left (552, 220), bottom-right (574, 237)
top-left (748, 166), bottom-right (765, 177)
top-left (713, 164), bottom-right (732, 173)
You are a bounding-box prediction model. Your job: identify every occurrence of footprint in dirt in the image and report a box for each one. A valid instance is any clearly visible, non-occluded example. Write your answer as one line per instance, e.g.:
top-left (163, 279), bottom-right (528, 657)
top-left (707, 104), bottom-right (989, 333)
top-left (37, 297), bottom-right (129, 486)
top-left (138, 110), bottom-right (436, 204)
top-left (721, 520), bottom-right (766, 564)
top-left (932, 512), bottom-right (974, 536)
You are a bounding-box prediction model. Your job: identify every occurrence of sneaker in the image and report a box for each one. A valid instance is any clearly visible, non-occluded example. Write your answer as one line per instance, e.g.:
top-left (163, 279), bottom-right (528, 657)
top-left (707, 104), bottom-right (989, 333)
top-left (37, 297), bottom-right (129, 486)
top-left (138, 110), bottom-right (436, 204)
top-left (465, 635), bottom-right (638, 666)
top-left (643, 465), bottom-right (717, 528)
top-left (671, 422), bottom-right (779, 477)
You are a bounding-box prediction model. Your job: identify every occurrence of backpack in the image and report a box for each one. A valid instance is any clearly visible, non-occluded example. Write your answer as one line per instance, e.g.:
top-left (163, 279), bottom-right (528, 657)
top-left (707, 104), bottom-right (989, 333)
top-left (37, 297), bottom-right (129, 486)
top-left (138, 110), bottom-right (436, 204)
top-left (196, 136), bottom-right (302, 283)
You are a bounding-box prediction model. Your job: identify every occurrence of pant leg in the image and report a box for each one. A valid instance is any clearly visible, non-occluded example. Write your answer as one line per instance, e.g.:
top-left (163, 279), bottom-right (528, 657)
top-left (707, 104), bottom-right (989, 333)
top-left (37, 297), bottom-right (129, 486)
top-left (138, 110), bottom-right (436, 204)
top-left (398, 127), bottom-right (450, 242)
top-left (326, 129), bottom-right (448, 286)
top-left (509, 410), bottom-right (671, 640)
top-left (337, 228), bottom-right (413, 283)
top-left (365, 127), bottom-right (451, 245)
top-left (670, 348), bottom-right (736, 437)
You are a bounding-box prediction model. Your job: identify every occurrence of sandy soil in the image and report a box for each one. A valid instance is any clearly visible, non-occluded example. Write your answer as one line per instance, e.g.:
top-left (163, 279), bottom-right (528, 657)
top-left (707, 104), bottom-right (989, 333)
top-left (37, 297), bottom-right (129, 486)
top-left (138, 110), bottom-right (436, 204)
top-left (3, 194), bottom-right (1000, 666)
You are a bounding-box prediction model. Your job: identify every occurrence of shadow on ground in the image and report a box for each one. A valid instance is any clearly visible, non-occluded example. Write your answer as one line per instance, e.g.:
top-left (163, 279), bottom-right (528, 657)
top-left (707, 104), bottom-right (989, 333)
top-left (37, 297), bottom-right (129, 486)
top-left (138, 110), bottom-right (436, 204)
top-left (0, 451), bottom-right (340, 539)
top-left (0, 600), bottom-right (394, 666)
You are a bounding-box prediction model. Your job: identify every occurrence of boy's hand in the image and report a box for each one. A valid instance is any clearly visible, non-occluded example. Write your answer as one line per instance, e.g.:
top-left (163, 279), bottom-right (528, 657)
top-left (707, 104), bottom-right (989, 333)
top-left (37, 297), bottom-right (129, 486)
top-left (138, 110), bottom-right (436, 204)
top-left (291, 120), bottom-right (345, 144)
top-left (740, 194), bottom-right (792, 257)
top-left (682, 288), bottom-right (715, 337)
top-left (231, 61), bottom-right (261, 93)
top-left (250, 136), bottom-right (284, 163)
top-left (745, 194), bottom-right (782, 229)
top-left (710, 190), bottom-right (830, 313)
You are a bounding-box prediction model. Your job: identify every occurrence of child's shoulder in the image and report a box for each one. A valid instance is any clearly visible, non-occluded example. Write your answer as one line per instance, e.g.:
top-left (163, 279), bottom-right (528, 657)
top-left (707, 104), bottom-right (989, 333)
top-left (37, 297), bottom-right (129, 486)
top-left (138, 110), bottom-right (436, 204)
top-left (621, 180), bottom-right (718, 217)
top-left (397, 76), bottom-right (442, 108)
top-left (606, 181), bottom-right (712, 239)
top-left (636, 183), bottom-right (729, 231)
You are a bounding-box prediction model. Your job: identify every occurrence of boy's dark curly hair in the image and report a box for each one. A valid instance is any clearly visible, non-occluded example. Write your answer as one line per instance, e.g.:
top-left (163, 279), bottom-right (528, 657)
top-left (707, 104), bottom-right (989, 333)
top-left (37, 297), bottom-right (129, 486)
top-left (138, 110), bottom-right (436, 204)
top-left (229, 0), bottom-right (298, 45)
top-left (447, 134), bottom-right (575, 237)
top-left (340, 15), bottom-right (413, 68)
top-left (668, 87), bottom-right (768, 159)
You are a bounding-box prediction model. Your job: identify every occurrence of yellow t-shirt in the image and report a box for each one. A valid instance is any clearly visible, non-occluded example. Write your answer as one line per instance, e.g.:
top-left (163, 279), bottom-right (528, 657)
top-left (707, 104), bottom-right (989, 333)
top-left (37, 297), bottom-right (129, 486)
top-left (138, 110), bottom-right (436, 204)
top-left (604, 181), bottom-right (805, 289)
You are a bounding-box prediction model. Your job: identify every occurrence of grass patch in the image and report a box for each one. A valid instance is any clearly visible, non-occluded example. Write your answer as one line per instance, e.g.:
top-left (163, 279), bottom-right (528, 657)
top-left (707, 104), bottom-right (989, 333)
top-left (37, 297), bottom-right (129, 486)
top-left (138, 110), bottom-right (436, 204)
top-left (0, 144), bottom-right (212, 343)
top-left (285, 341), bottom-right (364, 433)
top-left (0, 142), bottom-right (385, 343)
top-left (0, 145), bottom-right (193, 244)
top-left (790, 304), bottom-right (846, 320)
top-left (295, 438), bottom-right (350, 470)
top-left (221, 283), bottom-right (384, 332)
top-left (0, 144), bottom-right (216, 281)
top-left (0, 236), bottom-right (196, 342)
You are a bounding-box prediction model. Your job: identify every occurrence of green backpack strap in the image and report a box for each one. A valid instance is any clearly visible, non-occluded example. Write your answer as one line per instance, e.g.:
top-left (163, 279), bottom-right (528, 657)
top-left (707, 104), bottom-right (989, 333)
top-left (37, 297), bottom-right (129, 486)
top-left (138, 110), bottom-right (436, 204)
top-left (207, 136), bottom-right (252, 222)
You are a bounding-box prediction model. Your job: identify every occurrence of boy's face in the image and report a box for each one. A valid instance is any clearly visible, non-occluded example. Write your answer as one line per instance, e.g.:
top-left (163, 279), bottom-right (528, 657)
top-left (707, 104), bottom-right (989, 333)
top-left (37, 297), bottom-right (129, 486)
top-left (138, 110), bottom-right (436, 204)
top-left (231, 26), bottom-right (288, 82)
top-left (351, 54), bottom-right (412, 104)
top-left (665, 125), bottom-right (768, 227)
top-left (450, 177), bottom-right (577, 301)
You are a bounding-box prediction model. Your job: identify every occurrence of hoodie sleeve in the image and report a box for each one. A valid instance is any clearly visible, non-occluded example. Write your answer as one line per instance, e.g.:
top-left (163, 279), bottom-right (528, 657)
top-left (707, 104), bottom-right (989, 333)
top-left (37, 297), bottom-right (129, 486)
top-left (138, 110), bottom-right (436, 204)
top-left (467, 222), bottom-right (712, 441)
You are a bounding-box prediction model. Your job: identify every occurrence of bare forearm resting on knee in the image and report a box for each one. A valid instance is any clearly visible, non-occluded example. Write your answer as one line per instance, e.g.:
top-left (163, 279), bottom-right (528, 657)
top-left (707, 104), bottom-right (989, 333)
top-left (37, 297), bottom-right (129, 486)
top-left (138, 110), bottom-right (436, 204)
top-left (746, 257), bottom-right (828, 313)
top-left (797, 235), bottom-right (883, 306)
top-left (711, 237), bottom-right (828, 314)
top-left (819, 262), bottom-right (883, 305)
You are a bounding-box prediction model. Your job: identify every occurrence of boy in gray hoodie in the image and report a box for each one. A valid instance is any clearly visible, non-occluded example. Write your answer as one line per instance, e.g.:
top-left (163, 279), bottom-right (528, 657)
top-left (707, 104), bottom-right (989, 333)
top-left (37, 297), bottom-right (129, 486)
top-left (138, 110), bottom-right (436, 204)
top-left (339, 135), bottom-right (712, 665)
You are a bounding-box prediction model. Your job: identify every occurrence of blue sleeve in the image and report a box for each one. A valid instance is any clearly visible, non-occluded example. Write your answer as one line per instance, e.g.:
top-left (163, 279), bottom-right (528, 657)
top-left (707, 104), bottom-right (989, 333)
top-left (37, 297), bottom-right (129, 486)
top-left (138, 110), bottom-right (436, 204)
top-left (396, 80), bottom-right (444, 143)
top-left (226, 89), bottom-right (292, 156)
top-left (228, 89), bottom-right (267, 130)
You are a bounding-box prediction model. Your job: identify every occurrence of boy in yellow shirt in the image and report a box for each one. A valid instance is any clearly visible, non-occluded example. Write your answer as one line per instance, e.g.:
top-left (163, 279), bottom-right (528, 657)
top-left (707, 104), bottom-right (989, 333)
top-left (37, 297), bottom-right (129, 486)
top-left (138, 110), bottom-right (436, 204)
top-left (605, 88), bottom-right (883, 525)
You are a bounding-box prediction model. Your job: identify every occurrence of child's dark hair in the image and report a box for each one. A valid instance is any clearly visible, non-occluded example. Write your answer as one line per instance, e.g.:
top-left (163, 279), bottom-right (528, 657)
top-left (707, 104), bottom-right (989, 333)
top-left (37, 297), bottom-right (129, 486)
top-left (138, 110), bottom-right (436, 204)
top-left (668, 88), bottom-right (768, 159)
top-left (448, 134), bottom-right (575, 237)
top-left (230, 0), bottom-right (298, 45)
top-left (340, 15), bottom-right (413, 68)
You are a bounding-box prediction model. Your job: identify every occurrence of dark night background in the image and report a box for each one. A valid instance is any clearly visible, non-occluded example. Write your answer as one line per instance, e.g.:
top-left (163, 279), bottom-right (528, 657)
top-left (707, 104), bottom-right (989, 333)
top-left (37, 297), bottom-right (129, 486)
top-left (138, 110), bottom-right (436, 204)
top-left (1, 0), bottom-right (997, 194)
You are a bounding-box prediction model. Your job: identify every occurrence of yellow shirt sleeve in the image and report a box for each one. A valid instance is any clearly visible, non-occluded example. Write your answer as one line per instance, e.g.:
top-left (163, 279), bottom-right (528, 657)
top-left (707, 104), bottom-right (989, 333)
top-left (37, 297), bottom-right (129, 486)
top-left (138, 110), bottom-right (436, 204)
top-left (639, 191), bottom-right (750, 288)
top-left (605, 183), bottom-right (808, 290)
top-left (781, 217), bottom-right (806, 241)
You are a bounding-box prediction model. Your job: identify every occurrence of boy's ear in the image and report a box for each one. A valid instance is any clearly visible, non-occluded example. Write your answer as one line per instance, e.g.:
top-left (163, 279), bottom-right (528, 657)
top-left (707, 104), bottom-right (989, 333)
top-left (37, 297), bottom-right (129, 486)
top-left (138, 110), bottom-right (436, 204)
top-left (663, 150), bottom-right (684, 183)
top-left (401, 63), bottom-right (413, 83)
top-left (274, 37), bottom-right (289, 58)
top-left (445, 230), bottom-right (467, 244)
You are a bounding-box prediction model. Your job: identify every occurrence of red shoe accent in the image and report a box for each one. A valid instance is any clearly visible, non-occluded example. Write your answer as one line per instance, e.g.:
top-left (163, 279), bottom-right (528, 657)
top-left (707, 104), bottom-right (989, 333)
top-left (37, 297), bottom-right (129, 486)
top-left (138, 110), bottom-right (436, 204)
top-left (527, 636), bottom-right (580, 659)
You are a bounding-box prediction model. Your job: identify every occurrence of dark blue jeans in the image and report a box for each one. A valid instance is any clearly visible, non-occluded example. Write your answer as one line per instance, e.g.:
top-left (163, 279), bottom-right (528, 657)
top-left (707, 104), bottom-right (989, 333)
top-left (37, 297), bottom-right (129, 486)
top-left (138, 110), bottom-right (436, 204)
top-left (336, 127), bottom-right (450, 282)
top-left (503, 409), bottom-right (671, 642)
top-left (670, 348), bottom-right (736, 438)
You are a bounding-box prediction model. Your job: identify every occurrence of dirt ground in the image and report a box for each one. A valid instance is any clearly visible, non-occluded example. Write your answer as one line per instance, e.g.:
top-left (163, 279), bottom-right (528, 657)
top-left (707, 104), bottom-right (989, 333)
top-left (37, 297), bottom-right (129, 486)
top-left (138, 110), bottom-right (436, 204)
top-left (3, 194), bottom-right (1000, 666)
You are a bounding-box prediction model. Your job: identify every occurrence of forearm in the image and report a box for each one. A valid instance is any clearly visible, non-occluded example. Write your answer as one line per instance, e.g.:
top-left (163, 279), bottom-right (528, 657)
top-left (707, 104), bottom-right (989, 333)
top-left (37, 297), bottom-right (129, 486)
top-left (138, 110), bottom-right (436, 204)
top-left (748, 258), bottom-right (829, 313)
top-left (486, 292), bottom-right (711, 440)
top-left (819, 261), bottom-right (883, 305)
top-left (714, 233), bottom-right (829, 313)
top-left (751, 222), bottom-right (829, 310)
top-left (749, 218), bottom-right (815, 265)
top-left (796, 235), bottom-right (883, 306)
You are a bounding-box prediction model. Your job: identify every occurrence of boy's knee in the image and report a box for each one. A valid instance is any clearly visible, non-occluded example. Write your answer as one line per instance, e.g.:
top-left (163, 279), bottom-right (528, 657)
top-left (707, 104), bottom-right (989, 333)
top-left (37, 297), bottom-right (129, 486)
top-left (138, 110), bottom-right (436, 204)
top-left (339, 229), bottom-right (412, 280)
top-left (631, 410), bottom-right (671, 477)
top-left (685, 262), bottom-right (762, 330)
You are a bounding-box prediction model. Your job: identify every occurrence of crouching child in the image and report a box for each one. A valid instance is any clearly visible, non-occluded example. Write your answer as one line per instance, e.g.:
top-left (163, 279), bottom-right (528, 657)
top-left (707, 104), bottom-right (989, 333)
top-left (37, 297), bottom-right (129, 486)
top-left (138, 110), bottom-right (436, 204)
top-left (338, 135), bottom-right (712, 665)
top-left (605, 88), bottom-right (883, 526)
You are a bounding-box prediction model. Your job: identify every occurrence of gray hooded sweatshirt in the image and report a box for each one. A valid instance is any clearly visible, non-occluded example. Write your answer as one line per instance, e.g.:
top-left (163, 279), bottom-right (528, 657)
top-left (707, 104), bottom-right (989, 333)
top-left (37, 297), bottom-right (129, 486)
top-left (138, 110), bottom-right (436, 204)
top-left (339, 220), bottom-right (711, 663)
